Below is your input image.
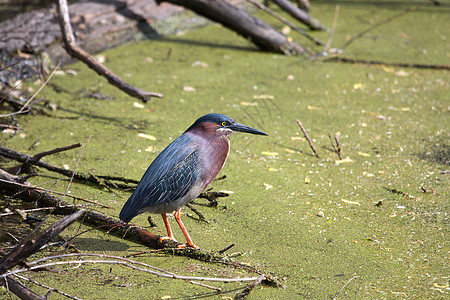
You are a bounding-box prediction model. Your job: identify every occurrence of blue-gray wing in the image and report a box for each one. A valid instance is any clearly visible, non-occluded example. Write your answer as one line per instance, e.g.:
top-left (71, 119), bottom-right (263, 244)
top-left (119, 134), bottom-right (200, 222)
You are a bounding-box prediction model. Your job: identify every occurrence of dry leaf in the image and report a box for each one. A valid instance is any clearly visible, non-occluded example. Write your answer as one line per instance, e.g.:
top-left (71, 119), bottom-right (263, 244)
top-left (263, 183), bottom-right (273, 190)
top-left (357, 152), bottom-right (370, 157)
top-left (133, 102), bottom-right (145, 109)
top-left (335, 157), bottom-right (353, 165)
top-left (183, 86), bottom-right (196, 92)
top-left (138, 133), bottom-right (156, 140)
top-left (304, 176), bottom-right (310, 184)
top-left (285, 148), bottom-right (295, 153)
top-left (341, 199), bottom-right (360, 206)
top-left (240, 101), bottom-right (258, 106)
top-left (261, 151), bottom-right (278, 156)
top-left (268, 168), bottom-right (279, 172)
top-left (253, 95), bottom-right (274, 99)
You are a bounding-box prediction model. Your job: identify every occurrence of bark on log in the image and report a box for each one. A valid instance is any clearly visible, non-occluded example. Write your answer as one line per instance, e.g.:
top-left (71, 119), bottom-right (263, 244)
top-left (272, 0), bottom-right (326, 30)
top-left (157, 0), bottom-right (306, 55)
top-left (0, 210), bottom-right (85, 274)
top-left (56, 0), bottom-right (163, 102)
top-left (0, 169), bottom-right (164, 249)
top-left (1, 277), bottom-right (46, 300)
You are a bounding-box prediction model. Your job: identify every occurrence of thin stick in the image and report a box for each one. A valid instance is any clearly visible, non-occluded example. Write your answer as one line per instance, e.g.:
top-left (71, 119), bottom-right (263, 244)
top-left (332, 275), bottom-right (360, 299)
top-left (328, 132), bottom-right (342, 159)
top-left (245, 0), bottom-right (322, 47)
top-left (234, 274), bottom-right (265, 299)
top-left (334, 134), bottom-right (342, 158)
top-left (56, 0), bottom-right (162, 102)
top-left (324, 5), bottom-right (340, 52)
top-left (61, 136), bottom-right (90, 204)
top-left (340, 1), bottom-right (427, 50)
top-left (325, 56), bottom-right (450, 70)
top-left (13, 274), bottom-right (82, 300)
top-left (296, 120), bottom-right (319, 158)
top-left (31, 143), bottom-right (82, 163)
top-left (3, 260), bottom-right (261, 283)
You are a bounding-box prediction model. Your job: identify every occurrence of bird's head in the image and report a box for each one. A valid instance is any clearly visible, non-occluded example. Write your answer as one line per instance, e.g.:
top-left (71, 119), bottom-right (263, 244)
top-left (186, 113), bottom-right (268, 137)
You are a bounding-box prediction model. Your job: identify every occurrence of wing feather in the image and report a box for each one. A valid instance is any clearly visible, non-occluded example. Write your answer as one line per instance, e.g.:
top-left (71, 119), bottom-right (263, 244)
top-left (119, 134), bottom-right (200, 222)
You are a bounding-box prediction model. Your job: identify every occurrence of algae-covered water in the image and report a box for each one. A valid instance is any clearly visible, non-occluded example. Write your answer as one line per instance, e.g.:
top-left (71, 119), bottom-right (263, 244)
top-left (1, 0), bottom-right (449, 299)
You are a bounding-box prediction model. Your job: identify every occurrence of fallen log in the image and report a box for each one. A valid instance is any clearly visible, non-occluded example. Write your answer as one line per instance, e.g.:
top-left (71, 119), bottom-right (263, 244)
top-left (157, 0), bottom-right (306, 55)
top-left (0, 169), bottom-right (163, 249)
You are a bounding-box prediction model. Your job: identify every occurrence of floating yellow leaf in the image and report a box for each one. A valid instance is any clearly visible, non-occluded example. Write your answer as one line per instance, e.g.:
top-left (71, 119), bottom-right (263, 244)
top-left (335, 157), bottom-right (353, 165)
top-left (183, 86), bottom-right (196, 92)
top-left (341, 199), bottom-right (361, 206)
top-left (240, 101), bottom-right (258, 106)
top-left (133, 102), bottom-right (145, 109)
top-left (304, 176), bottom-right (310, 184)
top-left (263, 183), bottom-right (273, 190)
top-left (219, 190), bottom-right (234, 194)
top-left (285, 148), bottom-right (295, 153)
top-left (357, 152), bottom-right (370, 157)
top-left (261, 151), bottom-right (278, 156)
top-left (394, 70), bottom-right (409, 77)
top-left (138, 133), bottom-right (156, 140)
top-left (353, 83), bottom-right (364, 89)
top-left (290, 136), bottom-right (305, 141)
top-left (253, 95), bottom-right (274, 99)
top-left (268, 168), bottom-right (279, 172)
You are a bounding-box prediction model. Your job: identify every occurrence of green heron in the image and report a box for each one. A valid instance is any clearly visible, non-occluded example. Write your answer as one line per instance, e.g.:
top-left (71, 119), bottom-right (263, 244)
top-left (119, 113), bottom-right (267, 248)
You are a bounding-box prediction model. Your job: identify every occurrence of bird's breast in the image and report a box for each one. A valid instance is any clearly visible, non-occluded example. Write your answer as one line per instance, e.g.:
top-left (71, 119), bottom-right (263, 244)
top-left (197, 135), bottom-right (230, 189)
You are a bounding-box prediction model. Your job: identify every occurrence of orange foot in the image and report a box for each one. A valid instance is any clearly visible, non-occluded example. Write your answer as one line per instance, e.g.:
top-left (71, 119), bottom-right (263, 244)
top-left (176, 243), bottom-right (200, 249)
top-left (159, 236), bottom-right (178, 243)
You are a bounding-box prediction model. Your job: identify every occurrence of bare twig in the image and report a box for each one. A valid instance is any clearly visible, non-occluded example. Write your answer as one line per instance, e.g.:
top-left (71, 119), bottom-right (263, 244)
top-left (234, 274), bottom-right (265, 299)
top-left (332, 275), bottom-right (360, 299)
top-left (0, 210), bottom-right (85, 274)
top-left (30, 143), bottom-right (81, 163)
top-left (56, 0), bottom-right (163, 102)
top-left (324, 5), bottom-right (340, 52)
top-left (340, 1), bottom-right (428, 50)
top-left (13, 274), bottom-right (82, 300)
top-left (296, 120), bottom-right (319, 158)
top-left (328, 132), bottom-right (342, 159)
top-left (325, 56), bottom-right (450, 70)
top-left (61, 136), bottom-right (90, 203)
top-left (3, 254), bottom-right (261, 284)
top-left (0, 145), bottom-right (136, 189)
top-left (245, 0), bottom-right (322, 47)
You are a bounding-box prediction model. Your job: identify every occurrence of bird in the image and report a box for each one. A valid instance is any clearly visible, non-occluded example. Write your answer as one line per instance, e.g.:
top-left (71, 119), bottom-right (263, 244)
top-left (119, 113), bottom-right (267, 249)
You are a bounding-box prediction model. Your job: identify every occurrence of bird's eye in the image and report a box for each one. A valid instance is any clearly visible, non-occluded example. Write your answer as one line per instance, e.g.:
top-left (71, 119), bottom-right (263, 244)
top-left (221, 121), bottom-right (227, 126)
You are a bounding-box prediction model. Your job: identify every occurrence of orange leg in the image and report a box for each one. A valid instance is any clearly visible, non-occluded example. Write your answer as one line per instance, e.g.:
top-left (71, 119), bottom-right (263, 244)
top-left (159, 213), bottom-right (177, 243)
top-left (174, 209), bottom-right (199, 249)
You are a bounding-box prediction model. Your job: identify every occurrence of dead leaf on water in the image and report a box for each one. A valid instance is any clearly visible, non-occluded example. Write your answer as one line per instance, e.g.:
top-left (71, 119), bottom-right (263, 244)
top-left (353, 83), bottom-right (364, 89)
top-left (263, 183), bottom-right (273, 190)
top-left (341, 199), bottom-right (361, 206)
top-left (253, 95), bottom-right (274, 99)
top-left (183, 86), bottom-right (196, 92)
top-left (304, 176), bottom-right (310, 184)
top-left (240, 101), bottom-right (258, 106)
top-left (261, 151), bottom-right (278, 156)
top-left (133, 102), bottom-right (145, 109)
top-left (335, 157), bottom-right (353, 165)
top-left (394, 70), bottom-right (409, 77)
top-left (357, 152), bottom-right (371, 157)
top-left (138, 133), bottom-right (156, 141)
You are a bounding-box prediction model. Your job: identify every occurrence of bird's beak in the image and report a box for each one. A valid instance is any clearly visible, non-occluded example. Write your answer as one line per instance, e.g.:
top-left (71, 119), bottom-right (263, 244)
top-left (226, 123), bottom-right (268, 136)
